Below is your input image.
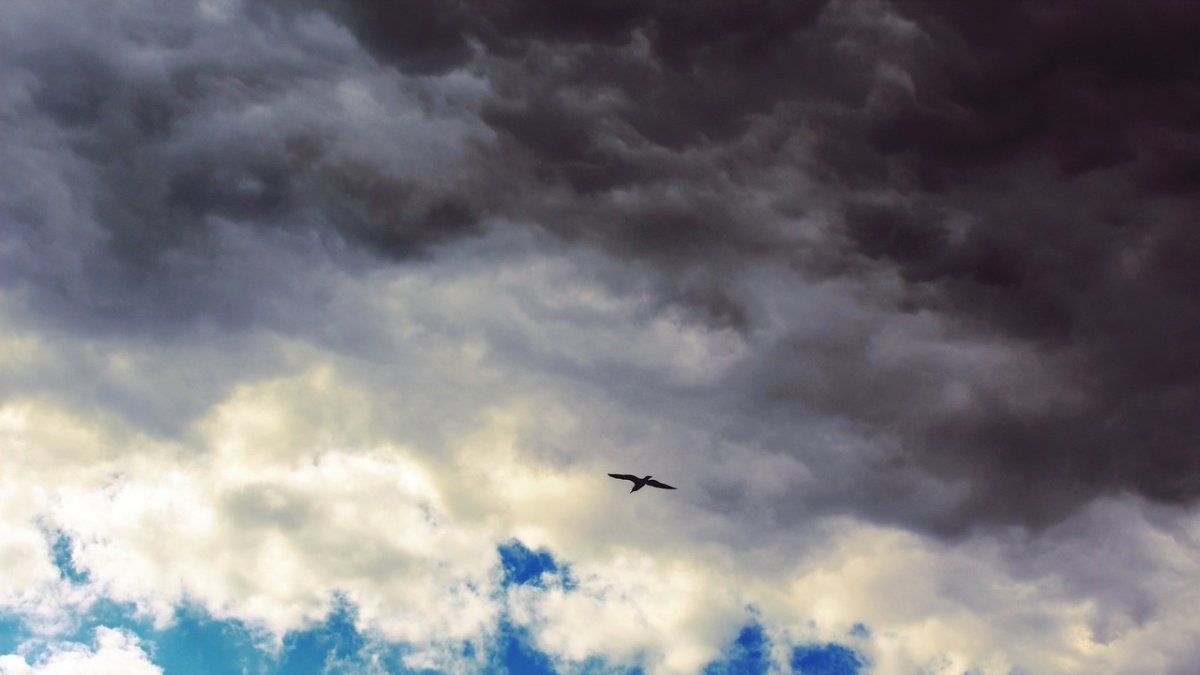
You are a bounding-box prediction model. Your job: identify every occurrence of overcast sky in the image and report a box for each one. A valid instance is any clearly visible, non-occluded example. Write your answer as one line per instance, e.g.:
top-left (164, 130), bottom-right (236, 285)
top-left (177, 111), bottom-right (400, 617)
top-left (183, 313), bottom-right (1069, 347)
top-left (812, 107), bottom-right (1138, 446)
top-left (3, 0), bottom-right (1200, 673)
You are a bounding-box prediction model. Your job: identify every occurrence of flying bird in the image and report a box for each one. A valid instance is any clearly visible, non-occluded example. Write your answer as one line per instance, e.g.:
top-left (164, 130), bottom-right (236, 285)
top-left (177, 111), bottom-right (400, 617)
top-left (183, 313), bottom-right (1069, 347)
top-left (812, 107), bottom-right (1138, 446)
top-left (608, 473), bottom-right (677, 493)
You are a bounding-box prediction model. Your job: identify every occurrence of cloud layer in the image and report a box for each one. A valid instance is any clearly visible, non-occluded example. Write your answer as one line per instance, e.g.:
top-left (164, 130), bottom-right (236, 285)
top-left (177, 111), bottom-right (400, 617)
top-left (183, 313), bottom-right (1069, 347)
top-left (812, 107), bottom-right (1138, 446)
top-left (3, 0), bottom-right (1200, 672)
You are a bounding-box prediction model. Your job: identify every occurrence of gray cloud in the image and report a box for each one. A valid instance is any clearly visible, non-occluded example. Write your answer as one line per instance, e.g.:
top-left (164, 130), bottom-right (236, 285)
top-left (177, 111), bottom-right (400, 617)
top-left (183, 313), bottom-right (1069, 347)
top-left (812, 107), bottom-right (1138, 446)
top-left (5, 0), bottom-right (1200, 540)
top-left (302, 0), bottom-right (1200, 531)
top-left (1, 0), bottom-right (489, 339)
top-left (805, 0), bottom-right (1200, 527)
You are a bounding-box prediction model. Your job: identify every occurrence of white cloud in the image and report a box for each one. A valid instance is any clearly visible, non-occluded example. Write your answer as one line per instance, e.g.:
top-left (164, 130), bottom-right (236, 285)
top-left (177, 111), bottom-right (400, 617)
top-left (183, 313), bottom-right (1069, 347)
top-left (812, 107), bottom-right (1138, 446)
top-left (507, 552), bottom-right (747, 674)
top-left (0, 628), bottom-right (160, 675)
top-left (2, 202), bottom-right (1199, 674)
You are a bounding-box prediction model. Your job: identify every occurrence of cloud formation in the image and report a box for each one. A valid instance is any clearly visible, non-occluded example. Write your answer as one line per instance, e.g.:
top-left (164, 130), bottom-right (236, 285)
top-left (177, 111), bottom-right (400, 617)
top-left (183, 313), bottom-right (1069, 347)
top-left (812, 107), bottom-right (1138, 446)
top-left (269, 0), bottom-right (1200, 532)
top-left (3, 0), bottom-right (1200, 672)
top-left (0, 628), bottom-right (161, 675)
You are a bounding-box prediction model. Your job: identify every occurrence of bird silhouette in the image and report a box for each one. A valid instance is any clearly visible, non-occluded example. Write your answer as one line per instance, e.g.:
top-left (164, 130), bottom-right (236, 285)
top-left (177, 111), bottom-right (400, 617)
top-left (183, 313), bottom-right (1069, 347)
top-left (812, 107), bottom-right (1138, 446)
top-left (608, 473), bottom-right (677, 493)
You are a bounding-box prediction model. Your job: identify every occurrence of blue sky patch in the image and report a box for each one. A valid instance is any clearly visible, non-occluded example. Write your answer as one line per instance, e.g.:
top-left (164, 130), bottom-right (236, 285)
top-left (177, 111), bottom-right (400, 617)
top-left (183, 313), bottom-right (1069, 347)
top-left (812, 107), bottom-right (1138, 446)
top-left (0, 614), bottom-right (22, 655)
top-left (59, 598), bottom-right (149, 647)
top-left (791, 642), bottom-right (866, 675)
top-left (277, 596), bottom-right (365, 674)
top-left (496, 619), bottom-right (557, 675)
top-left (702, 621), bottom-right (771, 675)
top-left (49, 530), bottom-right (89, 584)
top-left (151, 604), bottom-right (277, 675)
top-left (497, 540), bottom-right (574, 589)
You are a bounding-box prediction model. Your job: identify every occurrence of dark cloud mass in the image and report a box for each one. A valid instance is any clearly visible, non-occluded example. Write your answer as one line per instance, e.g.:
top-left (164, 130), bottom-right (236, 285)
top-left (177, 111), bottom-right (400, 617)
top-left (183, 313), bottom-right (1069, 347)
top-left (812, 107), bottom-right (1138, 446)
top-left (825, 0), bottom-right (1200, 527)
top-left (302, 0), bottom-right (1200, 531)
top-left (5, 0), bottom-right (1200, 534)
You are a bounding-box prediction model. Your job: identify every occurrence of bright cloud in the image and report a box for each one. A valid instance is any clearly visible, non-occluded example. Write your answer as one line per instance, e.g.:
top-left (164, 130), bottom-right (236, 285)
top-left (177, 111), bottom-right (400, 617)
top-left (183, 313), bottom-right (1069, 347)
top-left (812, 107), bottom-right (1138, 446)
top-left (0, 628), bottom-right (160, 675)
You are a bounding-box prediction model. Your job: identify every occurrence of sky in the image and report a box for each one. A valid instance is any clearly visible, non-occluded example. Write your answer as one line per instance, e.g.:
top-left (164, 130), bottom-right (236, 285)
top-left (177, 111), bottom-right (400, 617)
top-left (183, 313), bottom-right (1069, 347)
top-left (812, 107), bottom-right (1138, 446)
top-left (2, 0), bottom-right (1200, 673)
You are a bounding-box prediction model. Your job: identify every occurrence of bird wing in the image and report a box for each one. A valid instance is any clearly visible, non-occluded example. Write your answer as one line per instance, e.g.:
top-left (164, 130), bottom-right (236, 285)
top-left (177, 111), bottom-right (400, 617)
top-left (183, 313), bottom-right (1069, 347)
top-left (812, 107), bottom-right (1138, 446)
top-left (645, 479), bottom-right (676, 490)
top-left (608, 473), bottom-right (639, 482)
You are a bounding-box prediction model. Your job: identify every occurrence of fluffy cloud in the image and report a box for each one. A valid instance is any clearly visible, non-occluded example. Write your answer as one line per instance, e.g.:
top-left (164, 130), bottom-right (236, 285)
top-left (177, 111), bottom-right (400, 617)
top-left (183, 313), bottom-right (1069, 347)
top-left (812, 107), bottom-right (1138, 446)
top-left (4, 236), bottom-right (1199, 672)
top-left (0, 628), bottom-right (160, 675)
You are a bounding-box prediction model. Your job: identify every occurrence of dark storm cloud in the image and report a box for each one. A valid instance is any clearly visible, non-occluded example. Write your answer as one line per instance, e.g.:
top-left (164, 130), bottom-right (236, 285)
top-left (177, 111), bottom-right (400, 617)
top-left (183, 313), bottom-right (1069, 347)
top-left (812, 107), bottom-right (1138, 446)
top-left (295, 0), bottom-right (858, 289)
top-left (1, 1), bottom-right (487, 336)
top-left (806, 0), bottom-right (1200, 529)
top-left (6, 0), bottom-right (1200, 533)
top-left (305, 0), bottom-right (1200, 531)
